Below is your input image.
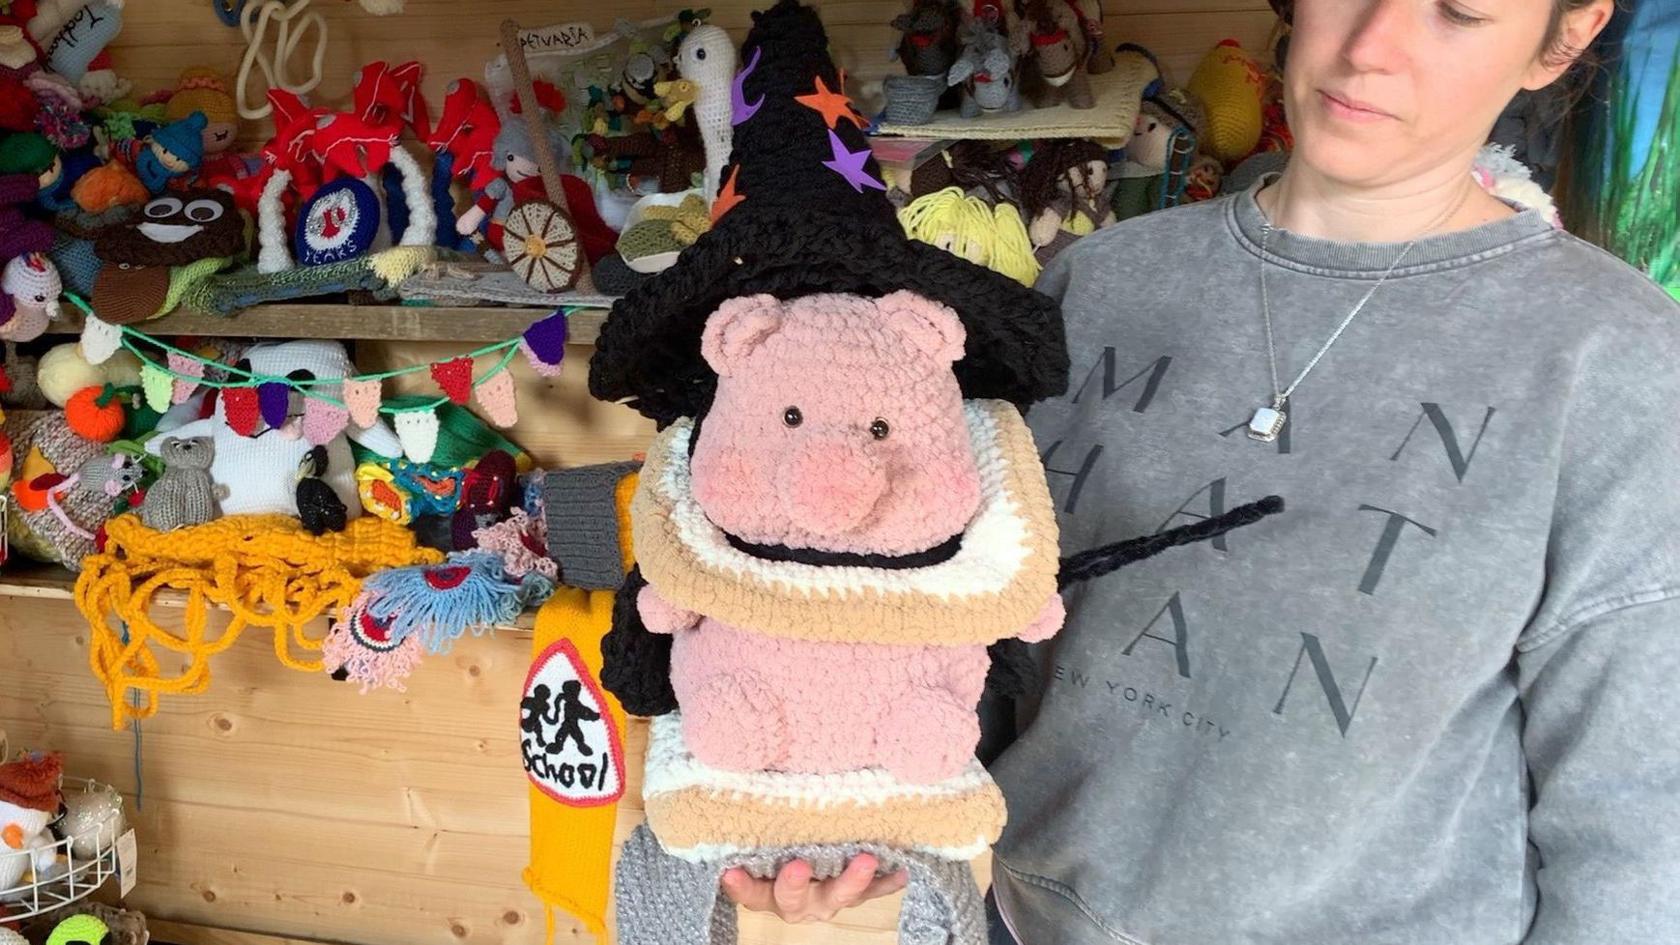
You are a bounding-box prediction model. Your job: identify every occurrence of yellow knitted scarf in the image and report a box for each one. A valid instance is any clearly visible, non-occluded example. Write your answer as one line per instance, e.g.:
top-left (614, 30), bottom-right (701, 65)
top-left (523, 471), bottom-right (638, 945)
top-left (76, 513), bottom-right (443, 728)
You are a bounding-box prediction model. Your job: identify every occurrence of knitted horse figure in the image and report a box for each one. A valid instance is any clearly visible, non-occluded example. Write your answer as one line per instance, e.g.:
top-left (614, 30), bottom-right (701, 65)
top-left (946, 20), bottom-right (1020, 118)
top-left (1021, 0), bottom-right (1095, 110)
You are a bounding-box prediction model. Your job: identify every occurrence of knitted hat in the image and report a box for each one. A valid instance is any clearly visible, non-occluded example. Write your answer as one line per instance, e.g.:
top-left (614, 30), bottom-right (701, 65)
top-left (0, 751), bottom-right (63, 812)
top-left (151, 112), bottom-right (208, 167)
top-left (589, 0), bottom-right (1068, 426)
top-left (0, 132), bottom-right (56, 175)
top-left (166, 68), bottom-right (237, 125)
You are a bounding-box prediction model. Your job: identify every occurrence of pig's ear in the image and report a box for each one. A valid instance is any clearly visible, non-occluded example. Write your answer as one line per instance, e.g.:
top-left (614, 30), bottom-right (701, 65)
top-left (879, 290), bottom-right (966, 364)
top-left (701, 294), bottom-right (784, 376)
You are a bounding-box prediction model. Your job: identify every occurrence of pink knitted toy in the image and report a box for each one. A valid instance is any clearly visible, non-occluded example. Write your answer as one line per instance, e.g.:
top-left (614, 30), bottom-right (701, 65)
top-left (634, 290), bottom-right (1064, 784)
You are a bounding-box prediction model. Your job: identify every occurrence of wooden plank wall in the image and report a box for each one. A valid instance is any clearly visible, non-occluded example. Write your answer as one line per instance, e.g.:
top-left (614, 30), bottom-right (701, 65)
top-left (0, 2), bottom-right (1277, 945)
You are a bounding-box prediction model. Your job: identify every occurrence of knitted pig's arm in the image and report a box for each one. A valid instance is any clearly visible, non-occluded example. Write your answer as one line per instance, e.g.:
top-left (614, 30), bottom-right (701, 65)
top-left (637, 583), bottom-right (700, 633)
top-left (601, 566), bottom-right (680, 716)
top-left (1017, 593), bottom-right (1065, 644)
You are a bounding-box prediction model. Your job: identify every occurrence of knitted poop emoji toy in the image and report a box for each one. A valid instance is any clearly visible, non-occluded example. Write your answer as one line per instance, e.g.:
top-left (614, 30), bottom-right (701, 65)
top-left (591, 4), bottom-right (1280, 943)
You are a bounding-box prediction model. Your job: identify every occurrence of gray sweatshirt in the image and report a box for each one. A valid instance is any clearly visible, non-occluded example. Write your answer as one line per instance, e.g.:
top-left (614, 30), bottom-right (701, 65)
top-left (987, 184), bottom-right (1680, 945)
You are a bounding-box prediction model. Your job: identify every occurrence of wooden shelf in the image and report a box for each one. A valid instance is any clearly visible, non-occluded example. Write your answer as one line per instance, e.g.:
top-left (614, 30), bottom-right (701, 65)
top-left (0, 559), bottom-right (535, 632)
top-left (0, 560), bottom-right (76, 600)
top-left (872, 63), bottom-right (1153, 142)
top-left (42, 304), bottom-right (608, 345)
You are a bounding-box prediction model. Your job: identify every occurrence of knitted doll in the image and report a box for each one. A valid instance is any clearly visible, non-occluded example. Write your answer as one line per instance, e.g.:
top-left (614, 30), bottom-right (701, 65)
top-left (109, 111), bottom-right (207, 195)
top-left (1111, 86), bottom-right (1206, 222)
top-left (455, 113), bottom-right (614, 266)
top-left (0, 131), bottom-right (63, 200)
top-left (1021, 138), bottom-right (1116, 260)
top-left (165, 68), bottom-right (245, 188)
top-left (1, 251), bottom-right (63, 342)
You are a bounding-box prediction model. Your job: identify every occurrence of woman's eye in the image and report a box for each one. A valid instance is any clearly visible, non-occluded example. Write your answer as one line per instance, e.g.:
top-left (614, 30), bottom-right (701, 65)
top-left (1438, 2), bottom-right (1488, 26)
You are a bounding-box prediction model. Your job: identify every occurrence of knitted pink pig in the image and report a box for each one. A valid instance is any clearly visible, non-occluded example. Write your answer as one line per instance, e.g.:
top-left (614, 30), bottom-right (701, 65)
top-left (636, 290), bottom-right (1064, 784)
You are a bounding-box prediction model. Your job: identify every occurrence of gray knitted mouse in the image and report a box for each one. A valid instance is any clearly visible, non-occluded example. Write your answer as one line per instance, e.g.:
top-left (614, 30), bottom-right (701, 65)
top-left (140, 436), bottom-right (221, 531)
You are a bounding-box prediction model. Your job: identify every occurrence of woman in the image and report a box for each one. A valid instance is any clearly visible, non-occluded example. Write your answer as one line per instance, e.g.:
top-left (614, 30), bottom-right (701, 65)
top-left (726, 1), bottom-right (1680, 941)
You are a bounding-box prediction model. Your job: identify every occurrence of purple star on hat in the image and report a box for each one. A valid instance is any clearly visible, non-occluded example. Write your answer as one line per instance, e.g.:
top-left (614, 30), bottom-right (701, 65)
top-left (821, 129), bottom-right (885, 194)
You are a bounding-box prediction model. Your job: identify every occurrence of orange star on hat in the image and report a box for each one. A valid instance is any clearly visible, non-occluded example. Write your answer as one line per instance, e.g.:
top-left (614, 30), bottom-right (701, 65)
top-left (795, 71), bottom-right (864, 129)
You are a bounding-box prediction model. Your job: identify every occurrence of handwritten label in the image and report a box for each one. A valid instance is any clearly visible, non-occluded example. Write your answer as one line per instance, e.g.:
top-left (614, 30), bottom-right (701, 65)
top-left (518, 22), bottom-right (595, 53)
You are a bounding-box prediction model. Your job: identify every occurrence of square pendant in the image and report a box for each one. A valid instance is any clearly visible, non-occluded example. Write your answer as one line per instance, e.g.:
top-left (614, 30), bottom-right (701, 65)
top-left (1247, 406), bottom-right (1285, 441)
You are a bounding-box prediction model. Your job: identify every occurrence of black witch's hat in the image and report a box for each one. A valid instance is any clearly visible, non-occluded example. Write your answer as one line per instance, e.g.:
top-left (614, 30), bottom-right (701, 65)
top-left (589, 0), bottom-right (1069, 426)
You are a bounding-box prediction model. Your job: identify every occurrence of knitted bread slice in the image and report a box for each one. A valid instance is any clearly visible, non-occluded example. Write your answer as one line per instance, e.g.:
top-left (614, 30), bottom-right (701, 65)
top-left (641, 714), bottom-right (1005, 862)
top-left (631, 399), bottom-right (1059, 646)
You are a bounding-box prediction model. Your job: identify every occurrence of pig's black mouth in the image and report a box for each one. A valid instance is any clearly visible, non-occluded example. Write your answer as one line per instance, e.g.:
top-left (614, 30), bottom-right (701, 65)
top-left (722, 531), bottom-right (964, 569)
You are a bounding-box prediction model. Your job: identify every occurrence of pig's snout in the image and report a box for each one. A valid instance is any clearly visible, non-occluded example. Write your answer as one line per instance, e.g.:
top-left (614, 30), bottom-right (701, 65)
top-left (780, 436), bottom-right (887, 536)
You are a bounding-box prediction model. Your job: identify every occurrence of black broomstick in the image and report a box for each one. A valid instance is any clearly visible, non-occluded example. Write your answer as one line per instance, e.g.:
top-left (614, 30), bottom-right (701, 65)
top-left (602, 495), bottom-right (1285, 716)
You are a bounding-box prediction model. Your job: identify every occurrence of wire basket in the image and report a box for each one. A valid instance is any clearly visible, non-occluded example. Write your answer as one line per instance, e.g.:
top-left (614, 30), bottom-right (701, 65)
top-left (0, 778), bottom-right (125, 920)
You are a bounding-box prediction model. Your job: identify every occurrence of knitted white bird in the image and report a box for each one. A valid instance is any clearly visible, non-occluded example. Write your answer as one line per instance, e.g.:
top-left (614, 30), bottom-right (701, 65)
top-left (671, 24), bottom-right (738, 206)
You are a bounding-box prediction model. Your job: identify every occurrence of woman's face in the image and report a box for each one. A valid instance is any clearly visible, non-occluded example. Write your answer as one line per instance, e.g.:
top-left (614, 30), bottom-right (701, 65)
top-left (1285, 0), bottom-right (1598, 188)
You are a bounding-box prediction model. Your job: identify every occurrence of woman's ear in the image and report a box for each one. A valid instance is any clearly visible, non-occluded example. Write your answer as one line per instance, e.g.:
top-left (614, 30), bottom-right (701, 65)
top-left (1522, 0), bottom-right (1613, 91)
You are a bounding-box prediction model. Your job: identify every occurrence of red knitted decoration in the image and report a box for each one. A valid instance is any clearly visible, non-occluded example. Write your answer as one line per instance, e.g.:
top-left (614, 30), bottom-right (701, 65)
top-left (430, 357), bottom-right (474, 405)
top-left (222, 386), bottom-right (261, 436)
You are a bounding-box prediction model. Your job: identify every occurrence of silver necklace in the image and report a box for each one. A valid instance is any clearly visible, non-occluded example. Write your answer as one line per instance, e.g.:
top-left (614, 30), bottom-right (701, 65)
top-left (1246, 186), bottom-right (1470, 442)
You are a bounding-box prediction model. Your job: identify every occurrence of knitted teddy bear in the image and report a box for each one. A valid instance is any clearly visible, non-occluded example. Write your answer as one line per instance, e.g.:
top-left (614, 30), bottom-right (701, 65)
top-left (139, 435), bottom-right (219, 531)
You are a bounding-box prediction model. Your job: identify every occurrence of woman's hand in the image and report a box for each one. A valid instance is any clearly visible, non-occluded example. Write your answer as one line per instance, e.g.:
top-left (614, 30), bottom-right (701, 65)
top-left (721, 854), bottom-right (908, 924)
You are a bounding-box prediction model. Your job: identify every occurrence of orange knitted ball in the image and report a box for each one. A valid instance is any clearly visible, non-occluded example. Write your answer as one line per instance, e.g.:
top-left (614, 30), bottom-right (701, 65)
top-left (66, 386), bottom-right (127, 443)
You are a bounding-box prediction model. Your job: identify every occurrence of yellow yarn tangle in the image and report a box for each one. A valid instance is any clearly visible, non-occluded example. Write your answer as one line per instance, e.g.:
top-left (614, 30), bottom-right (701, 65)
top-left (76, 513), bottom-right (443, 729)
top-left (899, 187), bottom-right (1042, 287)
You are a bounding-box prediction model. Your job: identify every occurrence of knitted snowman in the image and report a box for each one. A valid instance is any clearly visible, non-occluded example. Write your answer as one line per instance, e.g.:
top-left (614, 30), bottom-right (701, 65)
top-left (0, 752), bottom-right (64, 890)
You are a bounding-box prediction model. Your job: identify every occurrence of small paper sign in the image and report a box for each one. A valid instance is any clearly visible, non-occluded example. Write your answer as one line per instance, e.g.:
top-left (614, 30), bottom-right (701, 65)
top-left (116, 828), bottom-right (139, 895)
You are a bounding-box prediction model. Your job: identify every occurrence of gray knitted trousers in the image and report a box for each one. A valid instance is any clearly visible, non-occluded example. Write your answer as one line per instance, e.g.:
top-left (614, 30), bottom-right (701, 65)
top-left (615, 824), bottom-right (988, 945)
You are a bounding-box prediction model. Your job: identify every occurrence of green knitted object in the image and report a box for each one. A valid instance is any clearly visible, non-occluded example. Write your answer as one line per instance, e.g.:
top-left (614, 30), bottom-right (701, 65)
top-left (616, 220), bottom-right (687, 261)
top-left (351, 398), bottom-right (528, 471)
top-left (47, 914), bottom-right (109, 945)
top-left (0, 132), bottom-right (57, 175)
top-left (180, 258), bottom-right (394, 317)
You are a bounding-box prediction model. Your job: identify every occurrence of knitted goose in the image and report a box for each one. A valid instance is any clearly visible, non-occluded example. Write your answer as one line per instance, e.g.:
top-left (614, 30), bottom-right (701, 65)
top-left (669, 23), bottom-right (737, 206)
top-left (589, 4), bottom-right (1281, 942)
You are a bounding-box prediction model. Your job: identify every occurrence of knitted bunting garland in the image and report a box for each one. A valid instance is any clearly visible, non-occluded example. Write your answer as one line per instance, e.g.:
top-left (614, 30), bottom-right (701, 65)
top-left (140, 362), bottom-right (173, 412)
top-left (395, 410), bottom-right (440, 463)
top-left (63, 295), bottom-right (579, 448)
top-left (168, 351), bottom-right (203, 403)
top-left (476, 369), bottom-right (519, 428)
top-left (431, 357), bottom-right (474, 405)
top-left (344, 378), bottom-right (383, 428)
top-left (221, 386), bottom-right (261, 436)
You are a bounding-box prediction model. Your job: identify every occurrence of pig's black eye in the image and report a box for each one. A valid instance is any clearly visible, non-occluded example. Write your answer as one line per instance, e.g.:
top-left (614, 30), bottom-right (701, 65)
top-left (783, 406), bottom-right (802, 427)
top-left (870, 418), bottom-right (890, 440)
